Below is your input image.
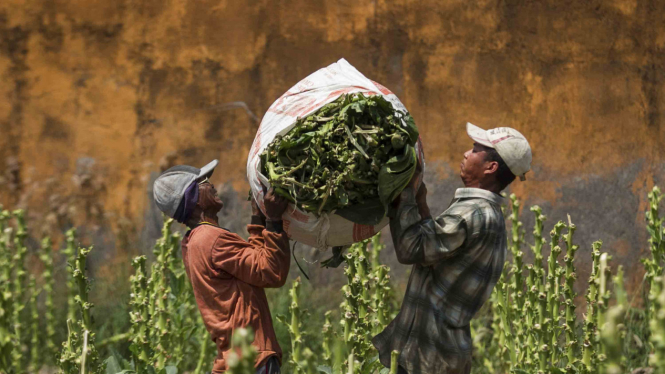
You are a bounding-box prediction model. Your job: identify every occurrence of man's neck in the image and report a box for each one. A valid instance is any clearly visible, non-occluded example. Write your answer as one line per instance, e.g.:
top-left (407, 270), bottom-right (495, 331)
top-left (197, 212), bottom-right (220, 226)
top-left (463, 181), bottom-right (502, 195)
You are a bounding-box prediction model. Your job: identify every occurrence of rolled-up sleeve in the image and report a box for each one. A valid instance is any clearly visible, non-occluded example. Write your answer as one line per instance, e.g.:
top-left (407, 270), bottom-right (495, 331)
top-left (389, 188), bottom-right (467, 266)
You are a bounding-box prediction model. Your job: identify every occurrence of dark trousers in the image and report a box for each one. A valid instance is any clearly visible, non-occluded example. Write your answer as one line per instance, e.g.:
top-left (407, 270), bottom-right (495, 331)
top-left (255, 356), bottom-right (280, 374)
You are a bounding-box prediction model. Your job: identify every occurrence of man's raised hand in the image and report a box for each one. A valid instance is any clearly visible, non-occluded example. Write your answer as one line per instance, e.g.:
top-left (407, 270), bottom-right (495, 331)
top-left (264, 187), bottom-right (288, 221)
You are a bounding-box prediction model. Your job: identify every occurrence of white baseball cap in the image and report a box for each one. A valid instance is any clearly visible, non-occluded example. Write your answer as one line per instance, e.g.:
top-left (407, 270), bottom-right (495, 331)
top-left (466, 122), bottom-right (532, 181)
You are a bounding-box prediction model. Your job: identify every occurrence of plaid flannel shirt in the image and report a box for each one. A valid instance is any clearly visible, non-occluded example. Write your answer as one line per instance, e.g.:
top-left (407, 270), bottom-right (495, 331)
top-left (372, 187), bottom-right (507, 374)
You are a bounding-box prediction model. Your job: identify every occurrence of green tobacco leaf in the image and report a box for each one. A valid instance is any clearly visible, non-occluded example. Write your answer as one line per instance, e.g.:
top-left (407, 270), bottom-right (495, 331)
top-left (402, 114), bottom-right (420, 144)
top-left (344, 124), bottom-right (370, 159)
top-left (360, 356), bottom-right (381, 374)
top-left (335, 198), bottom-right (385, 226)
top-left (260, 93), bottom-right (420, 218)
top-left (317, 365), bottom-right (333, 374)
top-left (378, 145), bottom-right (417, 206)
top-left (104, 356), bottom-right (123, 374)
top-left (276, 314), bottom-right (288, 326)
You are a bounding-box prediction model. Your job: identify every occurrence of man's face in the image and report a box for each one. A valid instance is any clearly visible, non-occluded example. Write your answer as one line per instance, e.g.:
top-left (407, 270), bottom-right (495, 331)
top-left (200, 181), bottom-right (224, 212)
top-left (460, 143), bottom-right (492, 187)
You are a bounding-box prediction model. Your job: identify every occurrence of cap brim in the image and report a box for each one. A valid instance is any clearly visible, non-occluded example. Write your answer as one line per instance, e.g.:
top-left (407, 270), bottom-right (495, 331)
top-left (466, 122), bottom-right (494, 148)
top-left (198, 159), bottom-right (218, 180)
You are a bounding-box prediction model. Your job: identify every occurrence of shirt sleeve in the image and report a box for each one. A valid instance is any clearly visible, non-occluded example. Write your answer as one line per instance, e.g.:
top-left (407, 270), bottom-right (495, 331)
top-left (246, 216), bottom-right (266, 248)
top-left (389, 187), bottom-right (468, 266)
top-left (211, 228), bottom-right (291, 288)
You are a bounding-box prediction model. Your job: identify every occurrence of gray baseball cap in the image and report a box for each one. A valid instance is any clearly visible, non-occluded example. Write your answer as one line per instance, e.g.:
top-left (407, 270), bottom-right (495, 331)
top-left (153, 159), bottom-right (218, 218)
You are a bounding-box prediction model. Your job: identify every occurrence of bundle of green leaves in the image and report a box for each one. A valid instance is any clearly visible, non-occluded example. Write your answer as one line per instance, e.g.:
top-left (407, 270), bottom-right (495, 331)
top-left (260, 93), bottom-right (419, 225)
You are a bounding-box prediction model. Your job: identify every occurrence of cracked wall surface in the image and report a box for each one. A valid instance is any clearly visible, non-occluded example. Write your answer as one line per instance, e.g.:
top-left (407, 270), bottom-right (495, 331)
top-left (0, 0), bottom-right (664, 289)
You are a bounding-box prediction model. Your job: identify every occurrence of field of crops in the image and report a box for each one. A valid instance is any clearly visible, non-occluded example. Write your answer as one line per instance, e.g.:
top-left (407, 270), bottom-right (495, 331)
top-left (3, 187), bottom-right (665, 374)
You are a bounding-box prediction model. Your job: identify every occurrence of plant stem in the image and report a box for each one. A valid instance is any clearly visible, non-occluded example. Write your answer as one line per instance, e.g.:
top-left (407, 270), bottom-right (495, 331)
top-left (390, 350), bottom-right (399, 374)
top-left (40, 237), bottom-right (57, 360)
top-left (563, 215), bottom-right (579, 371)
top-left (11, 210), bottom-right (27, 374)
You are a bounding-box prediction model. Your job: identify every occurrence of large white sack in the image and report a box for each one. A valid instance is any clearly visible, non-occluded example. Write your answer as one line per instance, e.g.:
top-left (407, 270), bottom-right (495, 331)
top-left (247, 58), bottom-right (424, 248)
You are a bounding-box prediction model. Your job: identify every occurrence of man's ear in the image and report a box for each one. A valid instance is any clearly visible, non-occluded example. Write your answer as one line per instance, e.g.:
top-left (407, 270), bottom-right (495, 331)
top-left (484, 161), bottom-right (499, 175)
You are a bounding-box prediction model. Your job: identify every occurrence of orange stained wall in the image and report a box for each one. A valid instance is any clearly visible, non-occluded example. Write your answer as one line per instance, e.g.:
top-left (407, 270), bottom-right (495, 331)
top-left (0, 0), bottom-right (664, 290)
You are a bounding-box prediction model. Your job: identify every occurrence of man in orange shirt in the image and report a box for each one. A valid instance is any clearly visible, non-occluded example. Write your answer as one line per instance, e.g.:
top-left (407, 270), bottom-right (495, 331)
top-left (153, 160), bottom-right (290, 374)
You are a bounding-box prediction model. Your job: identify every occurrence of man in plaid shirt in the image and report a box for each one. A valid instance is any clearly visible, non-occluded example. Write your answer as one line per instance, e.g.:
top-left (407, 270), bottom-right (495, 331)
top-left (373, 123), bottom-right (533, 374)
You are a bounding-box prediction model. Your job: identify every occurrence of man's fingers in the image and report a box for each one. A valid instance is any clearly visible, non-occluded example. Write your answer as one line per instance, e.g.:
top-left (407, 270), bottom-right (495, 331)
top-left (274, 194), bottom-right (288, 206)
top-left (416, 182), bottom-right (427, 198)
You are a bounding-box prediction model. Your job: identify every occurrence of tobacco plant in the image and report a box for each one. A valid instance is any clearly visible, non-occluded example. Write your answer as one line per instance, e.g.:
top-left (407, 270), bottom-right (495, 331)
top-left (582, 241), bottom-right (603, 371)
top-left (650, 275), bottom-right (665, 371)
top-left (563, 215), bottom-right (580, 371)
top-left (58, 244), bottom-right (104, 374)
top-left (0, 208), bottom-right (13, 372)
top-left (470, 196), bottom-right (636, 374)
top-left (277, 277), bottom-right (309, 373)
top-left (322, 311), bottom-right (335, 366)
top-left (370, 233), bottom-right (394, 334)
top-left (194, 326), bottom-right (215, 374)
top-left (340, 239), bottom-right (381, 373)
top-left (40, 237), bottom-right (58, 360)
top-left (4, 186), bottom-right (665, 374)
top-left (11, 210), bottom-right (27, 373)
top-left (129, 255), bottom-right (152, 371)
top-left (64, 228), bottom-right (78, 323)
top-left (127, 218), bottom-right (205, 372)
top-left (280, 236), bottom-right (396, 374)
top-left (599, 265), bottom-right (627, 374)
top-left (150, 220), bottom-right (176, 368)
top-left (28, 275), bottom-right (40, 372)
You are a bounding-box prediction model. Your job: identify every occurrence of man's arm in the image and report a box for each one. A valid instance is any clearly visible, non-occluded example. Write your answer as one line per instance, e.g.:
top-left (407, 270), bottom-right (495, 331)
top-left (211, 228), bottom-right (290, 288)
top-left (212, 189), bottom-right (291, 288)
top-left (390, 185), bottom-right (467, 266)
top-left (247, 197), bottom-right (267, 248)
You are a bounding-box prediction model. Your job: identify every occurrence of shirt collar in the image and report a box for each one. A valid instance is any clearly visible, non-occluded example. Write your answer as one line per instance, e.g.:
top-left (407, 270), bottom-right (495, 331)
top-left (454, 188), bottom-right (504, 205)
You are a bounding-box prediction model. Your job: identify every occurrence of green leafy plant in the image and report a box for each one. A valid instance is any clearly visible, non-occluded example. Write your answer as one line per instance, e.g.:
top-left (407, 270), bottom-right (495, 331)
top-left (58, 244), bottom-right (104, 374)
top-left (129, 255), bottom-right (152, 371)
top-left (11, 210), bottom-right (27, 373)
top-left (0, 208), bottom-right (13, 372)
top-left (5, 185), bottom-right (665, 374)
top-left (64, 228), bottom-right (79, 324)
top-left (28, 275), bottom-right (41, 372)
top-left (40, 237), bottom-right (58, 361)
top-left (278, 277), bottom-right (308, 373)
top-left (126, 218), bottom-right (205, 372)
top-left (260, 93), bottom-right (419, 224)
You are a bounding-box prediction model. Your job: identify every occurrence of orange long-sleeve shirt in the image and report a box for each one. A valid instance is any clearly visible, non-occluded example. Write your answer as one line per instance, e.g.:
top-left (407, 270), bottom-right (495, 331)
top-left (180, 222), bottom-right (290, 373)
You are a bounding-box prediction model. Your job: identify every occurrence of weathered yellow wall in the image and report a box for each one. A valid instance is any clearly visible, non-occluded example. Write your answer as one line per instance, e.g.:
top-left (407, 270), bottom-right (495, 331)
top-left (1, 0), bottom-right (664, 288)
